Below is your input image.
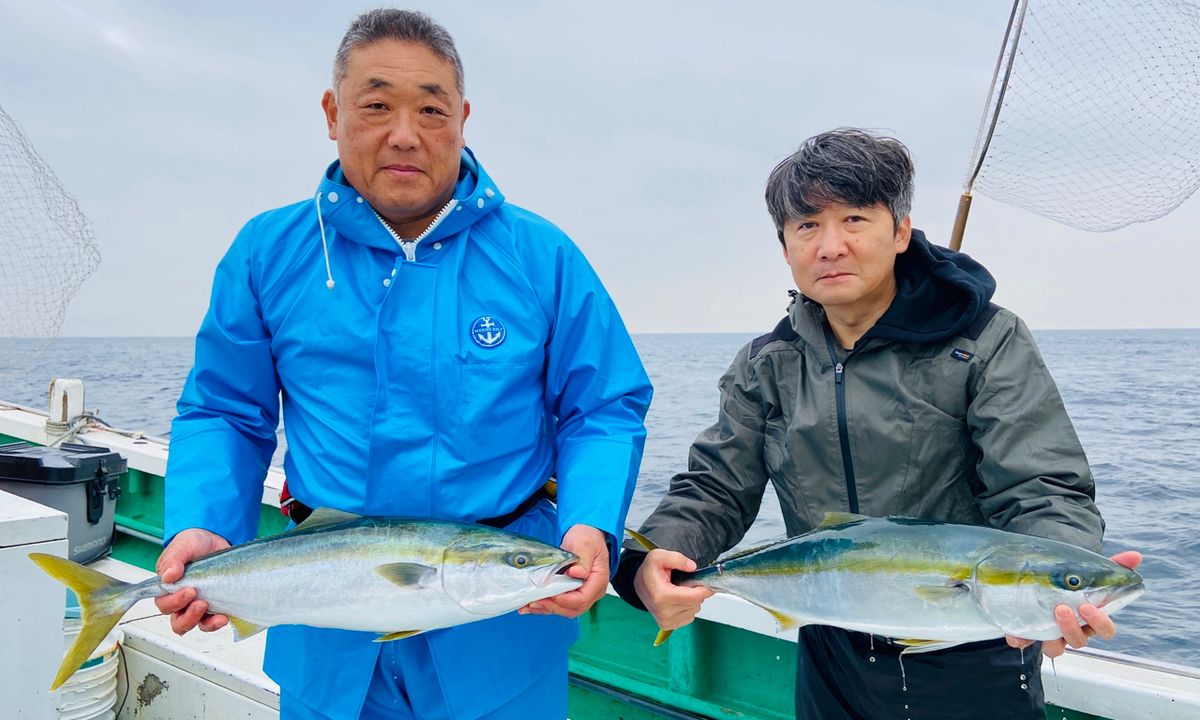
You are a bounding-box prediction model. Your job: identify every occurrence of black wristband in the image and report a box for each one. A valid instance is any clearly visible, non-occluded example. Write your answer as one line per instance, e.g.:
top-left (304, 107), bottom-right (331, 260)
top-left (611, 547), bottom-right (650, 611)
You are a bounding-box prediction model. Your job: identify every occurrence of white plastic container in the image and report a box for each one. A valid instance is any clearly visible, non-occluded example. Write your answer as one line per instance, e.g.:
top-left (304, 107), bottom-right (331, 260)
top-left (57, 615), bottom-right (122, 719)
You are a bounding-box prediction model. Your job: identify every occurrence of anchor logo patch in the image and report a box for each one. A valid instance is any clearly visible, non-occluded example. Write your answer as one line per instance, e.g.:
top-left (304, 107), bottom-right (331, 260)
top-left (470, 315), bottom-right (507, 348)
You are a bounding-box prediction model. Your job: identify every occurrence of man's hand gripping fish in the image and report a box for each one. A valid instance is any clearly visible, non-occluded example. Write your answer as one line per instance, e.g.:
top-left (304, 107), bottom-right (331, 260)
top-left (30, 508), bottom-right (582, 690)
top-left (630, 513), bottom-right (1144, 650)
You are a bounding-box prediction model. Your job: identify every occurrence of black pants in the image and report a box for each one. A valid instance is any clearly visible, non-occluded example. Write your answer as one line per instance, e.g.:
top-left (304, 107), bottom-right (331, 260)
top-left (795, 626), bottom-right (1044, 720)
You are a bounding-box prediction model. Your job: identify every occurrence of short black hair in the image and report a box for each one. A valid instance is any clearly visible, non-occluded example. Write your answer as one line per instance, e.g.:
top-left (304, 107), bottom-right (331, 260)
top-left (765, 128), bottom-right (914, 243)
top-left (333, 9), bottom-right (464, 95)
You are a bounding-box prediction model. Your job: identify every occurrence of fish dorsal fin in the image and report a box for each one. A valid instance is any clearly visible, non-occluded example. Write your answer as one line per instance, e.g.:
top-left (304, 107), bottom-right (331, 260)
top-left (375, 629), bottom-right (426, 642)
top-left (893, 638), bottom-right (967, 654)
top-left (818, 512), bottom-right (870, 529)
top-left (914, 583), bottom-right (970, 606)
top-left (375, 562), bottom-right (437, 587)
top-left (227, 616), bottom-right (267, 641)
top-left (293, 507), bottom-right (361, 531)
top-left (624, 528), bottom-right (658, 552)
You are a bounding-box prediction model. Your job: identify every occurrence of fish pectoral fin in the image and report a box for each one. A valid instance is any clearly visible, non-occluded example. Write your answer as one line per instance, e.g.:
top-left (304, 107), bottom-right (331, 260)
top-left (914, 583), bottom-right (970, 605)
top-left (375, 630), bottom-right (426, 643)
top-left (292, 507), bottom-right (361, 532)
top-left (375, 562), bottom-right (438, 587)
top-left (227, 616), bottom-right (267, 641)
top-left (653, 629), bottom-right (673, 647)
top-left (624, 528), bottom-right (658, 552)
top-left (893, 638), bottom-right (966, 654)
top-left (764, 607), bottom-right (805, 632)
top-left (741, 598), bottom-right (807, 632)
top-left (817, 511), bottom-right (870, 529)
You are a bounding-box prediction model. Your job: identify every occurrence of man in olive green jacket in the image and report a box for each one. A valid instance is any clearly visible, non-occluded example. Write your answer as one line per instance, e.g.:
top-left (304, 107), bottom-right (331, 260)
top-left (612, 128), bottom-right (1142, 719)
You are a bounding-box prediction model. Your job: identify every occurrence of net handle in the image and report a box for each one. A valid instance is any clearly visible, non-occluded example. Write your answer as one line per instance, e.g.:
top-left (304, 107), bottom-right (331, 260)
top-left (949, 193), bottom-right (974, 252)
top-left (953, 0), bottom-right (1031, 251)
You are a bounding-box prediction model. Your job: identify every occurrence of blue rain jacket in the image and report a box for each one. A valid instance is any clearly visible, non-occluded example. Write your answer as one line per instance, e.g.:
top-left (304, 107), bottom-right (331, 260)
top-left (164, 149), bottom-right (652, 719)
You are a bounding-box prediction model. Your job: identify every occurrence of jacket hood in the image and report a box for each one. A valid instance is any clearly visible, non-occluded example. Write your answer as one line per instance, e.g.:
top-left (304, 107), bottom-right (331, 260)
top-left (866, 229), bottom-right (996, 343)
top-left (315, 146), bottom-right (505, 253)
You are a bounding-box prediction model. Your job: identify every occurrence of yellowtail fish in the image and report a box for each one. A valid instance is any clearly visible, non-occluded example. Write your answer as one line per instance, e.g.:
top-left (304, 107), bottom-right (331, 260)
top-left (631, 513), bottom-right (1144, 649)
top-left (30, 508), bottom-right (581, 690)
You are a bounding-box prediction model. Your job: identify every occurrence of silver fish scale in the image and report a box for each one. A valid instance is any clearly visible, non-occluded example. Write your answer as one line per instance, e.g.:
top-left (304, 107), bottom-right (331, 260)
top-left (149, 517), bottom-right (579, 634)
top-left (685, 517), bottom-right (1144, 644)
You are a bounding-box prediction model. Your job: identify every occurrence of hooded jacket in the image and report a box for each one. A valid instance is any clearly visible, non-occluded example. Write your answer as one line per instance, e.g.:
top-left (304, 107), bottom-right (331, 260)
top-left (165, 149), bottom-right (652, 719)
top-left (615, 229), bottom-right (1102, 594)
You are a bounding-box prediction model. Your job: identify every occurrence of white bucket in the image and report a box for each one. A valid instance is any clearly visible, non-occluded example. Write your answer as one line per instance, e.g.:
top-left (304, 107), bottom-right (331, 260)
top-left (57, 617), bottom-right (122, 720)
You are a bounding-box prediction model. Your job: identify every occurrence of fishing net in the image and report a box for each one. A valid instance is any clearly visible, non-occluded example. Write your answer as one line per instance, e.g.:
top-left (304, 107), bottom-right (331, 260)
top-left (0, 105), bottom-right (100, 388)
top-left (966, 0), bottom-right (1200, 232)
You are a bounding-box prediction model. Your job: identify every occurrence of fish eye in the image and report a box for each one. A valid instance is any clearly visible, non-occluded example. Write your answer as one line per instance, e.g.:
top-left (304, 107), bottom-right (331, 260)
top-left (1065, 574), bottom-right (1083, 589)
top-left (509, 553), bottom-right (531, 568)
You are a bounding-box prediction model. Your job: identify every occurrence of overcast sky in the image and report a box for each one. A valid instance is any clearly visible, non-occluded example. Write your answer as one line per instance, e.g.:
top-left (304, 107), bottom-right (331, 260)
top-left (2, 0), bottom-right (1197, 336)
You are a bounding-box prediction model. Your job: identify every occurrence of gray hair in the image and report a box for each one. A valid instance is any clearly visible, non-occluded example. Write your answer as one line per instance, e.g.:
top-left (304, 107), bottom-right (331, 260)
top-left (333, 9), bottom-right (464, 95)
top-left (765, 128), bottom-right (915, 243)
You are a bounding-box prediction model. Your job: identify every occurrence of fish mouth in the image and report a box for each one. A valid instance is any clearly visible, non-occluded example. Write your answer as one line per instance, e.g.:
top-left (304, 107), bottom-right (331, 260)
top-left (1088, 579), bottom-right (1145, 612)
top-left (537, 553), bottom-right (582, 589)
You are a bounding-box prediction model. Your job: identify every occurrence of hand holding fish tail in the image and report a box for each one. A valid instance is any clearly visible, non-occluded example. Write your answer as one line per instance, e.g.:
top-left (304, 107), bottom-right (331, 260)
top-left (1007, 550), bottom-right (1143, 658)
top-left (520, 524), bottom-right (608, 618)
top-left (633, 549), bottom-right (716, 634)
top-left (154, 528), bottom-right (231, 635)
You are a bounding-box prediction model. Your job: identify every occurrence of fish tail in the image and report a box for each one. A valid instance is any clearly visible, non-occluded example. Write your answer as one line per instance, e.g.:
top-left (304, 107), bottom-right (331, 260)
top-left (624, 528), bottom-right (658, 552)
top-left (28, 552), bottom-right (136, 690)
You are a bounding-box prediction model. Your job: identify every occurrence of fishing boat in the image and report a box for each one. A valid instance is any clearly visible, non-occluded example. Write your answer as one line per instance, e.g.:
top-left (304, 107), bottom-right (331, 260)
top-left (2, 386), bottom-right (1198, 719)
top-left (4, 0), bottom-right (1200, 713)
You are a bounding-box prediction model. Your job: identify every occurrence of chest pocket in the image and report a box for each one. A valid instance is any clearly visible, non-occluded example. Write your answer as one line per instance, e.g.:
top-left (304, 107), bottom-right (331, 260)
top-left (444, 302), bottom-right (549, 464)
top-left (898, 349), bottom-right (983, 520)
top-left (447, 358), bottom-right (546, 463)
top-left (902, 346), bottom-right (975, 422)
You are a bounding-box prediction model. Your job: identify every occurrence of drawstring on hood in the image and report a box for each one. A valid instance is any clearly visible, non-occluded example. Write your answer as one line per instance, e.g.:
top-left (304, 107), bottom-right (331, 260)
top-left (315, 190), bottom-right (335, 290)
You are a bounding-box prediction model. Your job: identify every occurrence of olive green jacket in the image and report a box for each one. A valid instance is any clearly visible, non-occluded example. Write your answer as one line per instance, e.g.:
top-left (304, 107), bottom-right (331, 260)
top-left (622, 235), bottom-right (1102, 580)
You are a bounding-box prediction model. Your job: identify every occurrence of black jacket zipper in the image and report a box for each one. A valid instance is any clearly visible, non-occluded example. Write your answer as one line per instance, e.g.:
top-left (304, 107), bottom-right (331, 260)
top-left (823, 326), bottom-right (860, 513)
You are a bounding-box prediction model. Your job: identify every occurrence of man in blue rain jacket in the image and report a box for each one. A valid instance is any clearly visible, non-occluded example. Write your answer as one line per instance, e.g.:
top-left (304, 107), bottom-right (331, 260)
top-left (153, 9), bottom-right (652, 720)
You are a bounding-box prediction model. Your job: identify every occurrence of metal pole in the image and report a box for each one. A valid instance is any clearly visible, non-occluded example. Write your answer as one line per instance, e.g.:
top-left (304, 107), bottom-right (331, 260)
top-left (955, 0), bottom-right (1030, 250)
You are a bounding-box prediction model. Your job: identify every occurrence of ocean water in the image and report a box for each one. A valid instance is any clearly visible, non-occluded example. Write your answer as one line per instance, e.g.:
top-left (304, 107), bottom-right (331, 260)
top-left (2, 330), bottom-right (1198, 667)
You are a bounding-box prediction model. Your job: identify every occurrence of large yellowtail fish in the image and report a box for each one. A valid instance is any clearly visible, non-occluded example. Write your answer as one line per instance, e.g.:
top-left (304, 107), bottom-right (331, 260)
top-left (632, 513), bottom-right (1144, 649)
top-left (30, 508), bottom-right (581, 690)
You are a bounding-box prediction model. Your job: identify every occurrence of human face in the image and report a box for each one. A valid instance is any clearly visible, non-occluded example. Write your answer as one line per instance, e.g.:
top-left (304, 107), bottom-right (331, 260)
top-left (781, 201), bottom-right (912, 320)
top-left (321, 40), bottom-right (469, 238)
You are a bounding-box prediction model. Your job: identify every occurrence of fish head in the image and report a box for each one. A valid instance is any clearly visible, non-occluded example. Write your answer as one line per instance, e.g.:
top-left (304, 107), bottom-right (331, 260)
top-left (972, 541), bottom-right (1145, 640)
top-left (441, 529), bottom-right (583, 616)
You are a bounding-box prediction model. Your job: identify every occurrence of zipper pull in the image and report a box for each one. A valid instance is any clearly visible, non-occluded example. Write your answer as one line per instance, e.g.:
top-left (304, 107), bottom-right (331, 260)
top-left (400, 240), bottom-right (417, 262)
top-left (834, 362), bottom-right (844, 385)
